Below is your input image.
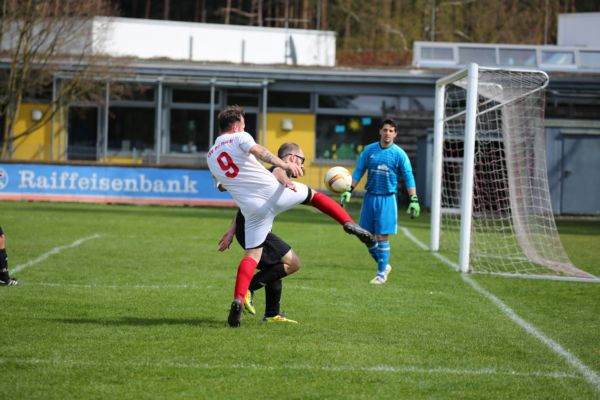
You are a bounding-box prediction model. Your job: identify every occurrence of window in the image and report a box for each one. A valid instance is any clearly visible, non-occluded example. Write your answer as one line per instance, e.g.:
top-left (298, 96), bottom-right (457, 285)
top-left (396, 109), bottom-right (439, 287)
top-left (499, 49), bottom-right (536, 67)
top-left (269, 91), bottom-right (310, 109)
top-left (458, 47), bottom-right (497, 66)
top-left (541, 51), bottom-right (575, 65)
top-left (316, 115), bottom-right (382, 160)
top-left (110, 85), bottom-right (154, 102)
top-left (421, 46), bottom-right (453, 61)
top-left (172, 89), bottom-right (218, 104)
top-left (169, 109), bottom-right (212, 153)
top-left (546, 90), bottom-right (600, 120)
top-left (411, 96), bottom-right (435, 111)
top-left (318, 94), bottom-right (398, 113)
top-left (580, 51), bottom-right (600, 69)
top-left (227, 90), bottom-right (259, 107)
top-left (108, 107), bottom-right (155, 152)
top-left (68, 107), bottom-right (98, 161)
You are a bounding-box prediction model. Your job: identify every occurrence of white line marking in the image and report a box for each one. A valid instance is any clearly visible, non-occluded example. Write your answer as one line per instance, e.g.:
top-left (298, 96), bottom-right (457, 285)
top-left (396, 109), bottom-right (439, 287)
top-left (0, 357), bottom-right (580, 380)
top-left (27, 282), bottom-right (337, 293)
top-left (32, 282), bottom-right (215, 290)
top-left (399, 226), bottom-right (600, 392)
top-left (11, 234), bottom-right (102, 274)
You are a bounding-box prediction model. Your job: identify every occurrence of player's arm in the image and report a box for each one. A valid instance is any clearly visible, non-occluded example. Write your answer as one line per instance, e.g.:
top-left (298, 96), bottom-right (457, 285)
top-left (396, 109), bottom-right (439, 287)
top-left (218, 214), bottom-right (237, 252)
top-left (249, 144), bottom-right (303, 178)
top-left (271, 167), bottom-right (296, 191)
top-left (400, 155), bottom-right (420, 218)
top-left (211, 174), bottom-right (227, 192)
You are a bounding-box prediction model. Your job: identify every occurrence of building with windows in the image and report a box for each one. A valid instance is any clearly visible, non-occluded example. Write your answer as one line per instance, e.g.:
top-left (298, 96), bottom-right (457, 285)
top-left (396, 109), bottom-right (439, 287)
top-left (2, 15), bottom-right (599, 212)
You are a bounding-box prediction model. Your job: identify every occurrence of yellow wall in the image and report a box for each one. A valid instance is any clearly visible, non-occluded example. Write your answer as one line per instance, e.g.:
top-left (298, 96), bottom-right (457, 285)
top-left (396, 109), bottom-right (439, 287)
top-left (12, 103), bottom-right (64, 161)
top-left (260, 111), bottom-right (360, 192)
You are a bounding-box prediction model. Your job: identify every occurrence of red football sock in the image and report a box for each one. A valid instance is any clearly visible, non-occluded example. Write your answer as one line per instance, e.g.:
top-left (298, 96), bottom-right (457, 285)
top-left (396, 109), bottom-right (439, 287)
top-left (310, 192), bottom-right (353, 225)
top-left (233, 256), bottom-right (258, 301)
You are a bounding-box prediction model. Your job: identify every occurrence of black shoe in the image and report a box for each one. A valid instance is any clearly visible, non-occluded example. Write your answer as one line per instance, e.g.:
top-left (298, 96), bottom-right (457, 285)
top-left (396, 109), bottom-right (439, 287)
top-left (0, 278), bottom-right (18, 286)
top-left (227, 299), bottom-right (243, 327)
top-left (343, 222), bottom-right (376, 247)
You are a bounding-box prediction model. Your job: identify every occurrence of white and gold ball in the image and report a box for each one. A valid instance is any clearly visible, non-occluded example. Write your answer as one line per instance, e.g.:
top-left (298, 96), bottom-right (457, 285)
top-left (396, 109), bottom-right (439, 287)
top-left (324, 166), bottom-right (352, 193)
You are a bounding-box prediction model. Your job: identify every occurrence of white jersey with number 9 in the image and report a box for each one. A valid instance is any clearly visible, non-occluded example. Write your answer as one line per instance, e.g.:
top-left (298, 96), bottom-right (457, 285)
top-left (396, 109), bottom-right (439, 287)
top-left (207, 131), bottom-right (309, 247)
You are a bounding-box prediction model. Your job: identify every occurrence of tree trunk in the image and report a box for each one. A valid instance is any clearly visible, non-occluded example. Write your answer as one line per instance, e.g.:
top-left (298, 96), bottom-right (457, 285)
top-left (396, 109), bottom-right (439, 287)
top-left (225, 0), bottom-right (231, 24)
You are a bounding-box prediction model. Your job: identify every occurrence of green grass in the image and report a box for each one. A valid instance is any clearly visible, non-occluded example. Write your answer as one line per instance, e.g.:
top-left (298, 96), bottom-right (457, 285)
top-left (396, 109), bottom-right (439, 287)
top-left (0, 200), bottom-right (598, 399)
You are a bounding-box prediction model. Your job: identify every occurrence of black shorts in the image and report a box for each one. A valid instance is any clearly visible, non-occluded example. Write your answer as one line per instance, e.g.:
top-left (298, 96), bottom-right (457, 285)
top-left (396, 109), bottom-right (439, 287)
top-left (234, 211), bottom-right (291, 270)
top-left (258, 232), bottom-right (292, 270)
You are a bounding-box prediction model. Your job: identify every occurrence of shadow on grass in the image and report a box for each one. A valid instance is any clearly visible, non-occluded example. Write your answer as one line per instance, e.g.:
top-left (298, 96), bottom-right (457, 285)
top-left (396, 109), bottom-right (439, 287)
top-left (55, 316), bottom-right (225, 328)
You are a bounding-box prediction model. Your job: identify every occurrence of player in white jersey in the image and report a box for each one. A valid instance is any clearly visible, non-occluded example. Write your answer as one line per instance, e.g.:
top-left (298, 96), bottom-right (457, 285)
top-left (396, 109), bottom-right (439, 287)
top-left (208, 106), bottom-right (375, 327)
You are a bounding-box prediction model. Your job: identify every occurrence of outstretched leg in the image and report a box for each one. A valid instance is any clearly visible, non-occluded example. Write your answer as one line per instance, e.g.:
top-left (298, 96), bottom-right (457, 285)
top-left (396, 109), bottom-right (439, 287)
top-left (309, 192), bottom-right (375, 246)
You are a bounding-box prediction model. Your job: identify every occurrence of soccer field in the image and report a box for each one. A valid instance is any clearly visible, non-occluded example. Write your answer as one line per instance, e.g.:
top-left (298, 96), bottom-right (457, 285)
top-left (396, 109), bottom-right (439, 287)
top-left (0, 200), bottom-right (598, 399)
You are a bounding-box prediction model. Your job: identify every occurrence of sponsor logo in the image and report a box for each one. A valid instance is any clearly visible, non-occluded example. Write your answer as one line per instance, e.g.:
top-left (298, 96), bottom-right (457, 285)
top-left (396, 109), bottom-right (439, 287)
top-left (16, 170), bottom-right (198, 194)
top-left (0, 168), bottom-right (7, 190)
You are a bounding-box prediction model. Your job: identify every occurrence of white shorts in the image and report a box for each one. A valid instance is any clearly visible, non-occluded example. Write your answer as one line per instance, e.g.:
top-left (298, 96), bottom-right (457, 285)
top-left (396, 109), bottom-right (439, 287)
top-left (243, 182), bottom-right (310, 249)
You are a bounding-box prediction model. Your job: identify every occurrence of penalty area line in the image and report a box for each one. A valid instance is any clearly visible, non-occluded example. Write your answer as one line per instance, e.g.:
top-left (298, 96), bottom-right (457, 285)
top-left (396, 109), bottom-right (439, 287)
top-left (399, 226), bottom-right (600, 393)
top-left (0, 357), bottom-right (581, 381)
top-left (11, 234), bottom-right (102, 274)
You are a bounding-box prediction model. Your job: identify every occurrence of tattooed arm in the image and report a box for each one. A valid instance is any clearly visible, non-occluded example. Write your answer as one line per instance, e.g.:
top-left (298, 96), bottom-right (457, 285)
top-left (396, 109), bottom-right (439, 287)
top-left (249, 144), bottom-right (303, 178)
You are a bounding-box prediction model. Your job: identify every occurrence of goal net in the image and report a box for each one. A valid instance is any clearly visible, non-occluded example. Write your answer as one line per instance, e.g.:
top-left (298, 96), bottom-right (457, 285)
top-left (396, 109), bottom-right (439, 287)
top-left (430, 64), bottom-right (595, 280)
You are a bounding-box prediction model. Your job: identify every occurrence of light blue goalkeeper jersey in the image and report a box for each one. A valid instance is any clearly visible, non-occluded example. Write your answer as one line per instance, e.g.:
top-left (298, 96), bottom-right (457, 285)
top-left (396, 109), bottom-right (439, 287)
top-left (352, 142), bottom-right (415, 194)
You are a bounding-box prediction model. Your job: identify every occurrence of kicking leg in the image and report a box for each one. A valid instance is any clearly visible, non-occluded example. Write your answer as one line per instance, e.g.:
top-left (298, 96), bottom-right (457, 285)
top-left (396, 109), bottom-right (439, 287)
top-left (309, 192), bottom-right (375, 246)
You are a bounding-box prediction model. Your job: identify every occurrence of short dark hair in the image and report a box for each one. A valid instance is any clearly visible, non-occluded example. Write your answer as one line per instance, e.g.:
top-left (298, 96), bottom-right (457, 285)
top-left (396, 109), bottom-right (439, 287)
top-left (381, 119), bottom-right (397, 131)
top-left (277, 142), bottom-right (300, 158)
top-left (218, 105), bottom-right (245, 132)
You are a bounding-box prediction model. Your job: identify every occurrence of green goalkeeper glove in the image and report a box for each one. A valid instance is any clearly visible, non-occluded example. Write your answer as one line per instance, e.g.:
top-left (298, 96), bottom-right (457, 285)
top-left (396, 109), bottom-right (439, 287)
top-left (340, 186), bottom-right (353, 206)
top-left (407, 194), bottom-right (420, 219)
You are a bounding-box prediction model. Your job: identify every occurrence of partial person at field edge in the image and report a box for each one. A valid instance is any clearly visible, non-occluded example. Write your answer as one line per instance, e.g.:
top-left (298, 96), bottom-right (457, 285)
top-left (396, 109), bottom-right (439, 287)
top-left (340, 119), bottom-right (420, 284)
top-left (0, 226), bottom-right (19, 286)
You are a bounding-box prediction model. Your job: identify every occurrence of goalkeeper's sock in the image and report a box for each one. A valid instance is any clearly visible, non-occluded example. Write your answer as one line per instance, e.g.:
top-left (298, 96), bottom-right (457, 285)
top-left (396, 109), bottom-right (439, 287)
top-left (264, 279), bottom-right (282, 317)
top-left (376, 240), bottom-right (390, 276)
top-left (368, 242), bottom-right (379, 263)
top-left (233, 257), bottom-right (258, 302)
top-left (310, 192), bottom-right (353, 225)
top-left (249, 264), bottom-right (287, 292)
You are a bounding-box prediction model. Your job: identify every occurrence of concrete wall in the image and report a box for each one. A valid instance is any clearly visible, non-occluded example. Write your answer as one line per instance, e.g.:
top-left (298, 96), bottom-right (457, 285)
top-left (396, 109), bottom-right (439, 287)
top-left (93, 17), bottom-right (336, 67)
top-left (12, 103), bottom-right (64, 161)
top-left (558, 13), bottom-right (600, 47)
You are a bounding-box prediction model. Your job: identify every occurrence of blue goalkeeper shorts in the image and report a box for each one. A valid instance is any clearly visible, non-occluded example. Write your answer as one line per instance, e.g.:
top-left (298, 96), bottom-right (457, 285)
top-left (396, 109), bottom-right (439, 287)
top-left (359, 193), bottom-right (398, 235)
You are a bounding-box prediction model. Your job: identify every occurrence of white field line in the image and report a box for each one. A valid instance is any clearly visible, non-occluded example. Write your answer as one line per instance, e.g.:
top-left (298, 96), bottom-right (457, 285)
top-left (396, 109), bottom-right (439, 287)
top-left (28, 282), bottom-right (338, 293)
top-left (399, 226), bottom-right (600, 393)
top-left (0, 357), bottom-right (581, 380)
top-left (11, 234), bottom-right (102, 274)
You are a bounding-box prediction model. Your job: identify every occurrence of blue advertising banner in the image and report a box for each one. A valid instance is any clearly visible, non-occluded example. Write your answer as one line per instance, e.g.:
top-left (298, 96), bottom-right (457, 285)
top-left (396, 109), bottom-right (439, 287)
top-left (0, 163), bottom-right (235, 207)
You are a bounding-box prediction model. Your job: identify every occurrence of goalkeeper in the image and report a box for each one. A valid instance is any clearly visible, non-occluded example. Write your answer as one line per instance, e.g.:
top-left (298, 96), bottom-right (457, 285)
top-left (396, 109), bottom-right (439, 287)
top-left (340, 119), bottom-right (420, 284)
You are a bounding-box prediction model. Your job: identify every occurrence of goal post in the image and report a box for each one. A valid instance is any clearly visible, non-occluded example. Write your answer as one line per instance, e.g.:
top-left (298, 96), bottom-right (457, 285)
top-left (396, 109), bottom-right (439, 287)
top-left (430, 63), bottom-right (597, 281)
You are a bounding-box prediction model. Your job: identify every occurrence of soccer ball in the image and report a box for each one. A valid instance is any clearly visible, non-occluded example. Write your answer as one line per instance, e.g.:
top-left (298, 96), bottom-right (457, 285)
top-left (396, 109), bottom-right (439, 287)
top-left (324, 166), bottom-right (352, 193)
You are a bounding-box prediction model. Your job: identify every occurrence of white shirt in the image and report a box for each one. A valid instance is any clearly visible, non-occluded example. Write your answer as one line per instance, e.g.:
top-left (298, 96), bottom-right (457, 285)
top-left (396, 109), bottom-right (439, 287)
top-left (207, 131), bottom-right (280, 215)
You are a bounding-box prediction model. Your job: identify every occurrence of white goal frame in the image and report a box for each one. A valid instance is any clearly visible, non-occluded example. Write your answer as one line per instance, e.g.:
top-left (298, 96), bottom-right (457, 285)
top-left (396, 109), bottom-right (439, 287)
top-left (429, 63), bottom-right (598, 282)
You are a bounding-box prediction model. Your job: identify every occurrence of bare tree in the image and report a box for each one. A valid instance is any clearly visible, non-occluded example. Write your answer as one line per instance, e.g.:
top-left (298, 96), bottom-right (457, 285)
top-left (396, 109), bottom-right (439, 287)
top-left (0, 0), bottom-right (121, 159)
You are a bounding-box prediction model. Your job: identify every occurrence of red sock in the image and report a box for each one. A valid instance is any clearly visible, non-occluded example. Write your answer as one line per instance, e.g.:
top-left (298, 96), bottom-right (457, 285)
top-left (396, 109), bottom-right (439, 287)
top-left (234, 256), bottom-right (258, 301)
top-left (310, 192), bottom-right (353, 225)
